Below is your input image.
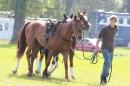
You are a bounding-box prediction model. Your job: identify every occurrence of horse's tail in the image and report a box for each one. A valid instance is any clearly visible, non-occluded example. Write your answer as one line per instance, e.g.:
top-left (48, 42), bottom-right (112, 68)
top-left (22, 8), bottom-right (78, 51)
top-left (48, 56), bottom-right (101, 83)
top-left (16, 22), bottom-right (31, 60)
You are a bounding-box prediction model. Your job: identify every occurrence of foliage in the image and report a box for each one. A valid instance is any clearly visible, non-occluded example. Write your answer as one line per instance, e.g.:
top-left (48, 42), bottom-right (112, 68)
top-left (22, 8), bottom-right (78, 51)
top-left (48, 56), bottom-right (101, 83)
top-left (26, 0), bottom-right (55, 18)
top-left (119, 0), bottom-right (130, 13)
top-left (0, 0), bottom-right (123, 19)
top-left (42, 0), bottom-right (66, 20)
top-left (0, 43), bottom-right (130, 86)
top-left (71, 0), bottom-right (121, 14)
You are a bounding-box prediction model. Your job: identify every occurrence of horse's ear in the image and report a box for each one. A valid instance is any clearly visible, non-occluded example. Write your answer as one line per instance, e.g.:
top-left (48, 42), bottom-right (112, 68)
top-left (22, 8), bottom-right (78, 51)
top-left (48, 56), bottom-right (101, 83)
top-left (74, 15), bottom-right (77, 20)
top-left (83, 10), bottom-right (86, 15)
top-left (63, 13), bottom-right (68, 19)
top-left (70, 14), bottom-right (73, 19)
top-left (48, 19), bottom-right (54, 25)
top-left (77, 11), bottom-right (80, 16)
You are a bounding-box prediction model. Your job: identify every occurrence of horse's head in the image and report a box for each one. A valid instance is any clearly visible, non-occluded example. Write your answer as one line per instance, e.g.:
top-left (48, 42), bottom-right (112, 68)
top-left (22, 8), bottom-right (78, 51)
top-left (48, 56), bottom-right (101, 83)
top-left (62, 13), bottom-right (73, 23)
top-left (77, 10), bottom-right (92, 31)
top-left (72, 15), bottom-right (84, 41)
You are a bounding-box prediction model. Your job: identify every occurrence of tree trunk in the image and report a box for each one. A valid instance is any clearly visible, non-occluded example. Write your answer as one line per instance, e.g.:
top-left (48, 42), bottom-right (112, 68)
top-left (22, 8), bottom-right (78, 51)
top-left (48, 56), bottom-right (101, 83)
top-left (10, 0), bottom-right (26, 44)
top-left (65, 0), bottom-right (74, 16)
top-left (126, 0), bottom-right (130, 13)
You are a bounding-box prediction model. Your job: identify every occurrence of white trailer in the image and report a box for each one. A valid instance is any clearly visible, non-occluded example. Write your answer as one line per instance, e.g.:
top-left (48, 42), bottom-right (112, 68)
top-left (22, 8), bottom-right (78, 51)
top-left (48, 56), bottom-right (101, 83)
top-left (0, 18), bottom-right (14, 40)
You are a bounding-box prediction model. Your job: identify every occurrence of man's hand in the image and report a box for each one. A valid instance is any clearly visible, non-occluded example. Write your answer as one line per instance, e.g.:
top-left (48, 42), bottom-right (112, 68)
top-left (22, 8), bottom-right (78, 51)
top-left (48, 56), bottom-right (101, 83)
top-left (94, 47), bottom-right (98, 53)
top-left (95, 38), bottom-right (100, 53)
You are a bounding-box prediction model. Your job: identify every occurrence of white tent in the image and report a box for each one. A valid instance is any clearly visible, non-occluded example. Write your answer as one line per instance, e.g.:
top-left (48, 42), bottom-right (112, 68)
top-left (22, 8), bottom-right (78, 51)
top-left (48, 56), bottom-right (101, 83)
top-left (0, 18), bottom-right (14, 40)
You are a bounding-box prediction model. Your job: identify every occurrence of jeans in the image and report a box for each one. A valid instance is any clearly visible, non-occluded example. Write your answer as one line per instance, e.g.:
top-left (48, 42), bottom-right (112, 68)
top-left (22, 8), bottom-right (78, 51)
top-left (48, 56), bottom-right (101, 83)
top-left (100, 48), bottom-right (113, 79)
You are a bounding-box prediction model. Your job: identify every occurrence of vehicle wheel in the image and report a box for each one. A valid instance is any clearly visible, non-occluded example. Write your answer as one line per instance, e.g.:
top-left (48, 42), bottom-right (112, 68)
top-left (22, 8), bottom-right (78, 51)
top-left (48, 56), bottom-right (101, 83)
top-left (91, 47), bottom-right (95, 52)
top-left (127, 41), bottom-right (130, 47)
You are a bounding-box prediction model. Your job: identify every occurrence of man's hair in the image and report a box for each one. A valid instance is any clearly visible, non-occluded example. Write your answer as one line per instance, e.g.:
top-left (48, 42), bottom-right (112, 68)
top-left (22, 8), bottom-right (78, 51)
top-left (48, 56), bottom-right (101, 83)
top-left (109, 15), bottom-right (117, 22)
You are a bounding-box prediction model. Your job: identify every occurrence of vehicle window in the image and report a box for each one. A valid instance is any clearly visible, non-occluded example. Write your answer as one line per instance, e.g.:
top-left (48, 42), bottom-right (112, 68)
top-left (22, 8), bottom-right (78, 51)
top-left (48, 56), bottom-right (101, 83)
top-left (0, 24), bottom-right (2, 31)
top-left (127, 18), bottom-right (130, 24)
top-left (5, 23), bottom-right (9, 31)
top-left (101, 17), bottom-right (107, 23)
top-left (119, 18), bottom-right (123, 24)
top-left (83, 40), bottom-right (91, 44)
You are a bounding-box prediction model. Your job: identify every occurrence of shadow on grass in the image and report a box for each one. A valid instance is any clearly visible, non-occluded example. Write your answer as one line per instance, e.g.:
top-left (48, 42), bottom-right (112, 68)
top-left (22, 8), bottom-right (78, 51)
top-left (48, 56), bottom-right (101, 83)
top-left (7, 73), bottom-right (71, 85)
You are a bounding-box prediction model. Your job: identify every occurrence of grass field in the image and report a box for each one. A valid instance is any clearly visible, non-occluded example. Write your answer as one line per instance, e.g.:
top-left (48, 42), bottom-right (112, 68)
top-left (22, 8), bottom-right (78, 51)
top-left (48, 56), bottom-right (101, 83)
top-left (0, 42), bottom-right (130, 86)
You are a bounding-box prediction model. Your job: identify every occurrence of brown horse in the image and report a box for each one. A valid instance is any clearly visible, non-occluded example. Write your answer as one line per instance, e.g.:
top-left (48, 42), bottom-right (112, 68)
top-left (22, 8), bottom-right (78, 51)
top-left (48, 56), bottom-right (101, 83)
top-left (36, 10), bottom-right (92, 79)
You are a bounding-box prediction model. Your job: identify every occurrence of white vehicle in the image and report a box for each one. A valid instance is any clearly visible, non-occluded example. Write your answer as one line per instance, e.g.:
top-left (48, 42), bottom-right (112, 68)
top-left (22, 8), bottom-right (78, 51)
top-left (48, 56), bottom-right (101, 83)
top-left (0, 18), bottom-right (14, 40)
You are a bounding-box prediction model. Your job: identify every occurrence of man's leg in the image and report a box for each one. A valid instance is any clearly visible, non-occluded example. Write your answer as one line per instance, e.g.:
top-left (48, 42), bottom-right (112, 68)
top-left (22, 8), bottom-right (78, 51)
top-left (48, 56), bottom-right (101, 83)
top-left (100, 49), bottom-right (112, 84)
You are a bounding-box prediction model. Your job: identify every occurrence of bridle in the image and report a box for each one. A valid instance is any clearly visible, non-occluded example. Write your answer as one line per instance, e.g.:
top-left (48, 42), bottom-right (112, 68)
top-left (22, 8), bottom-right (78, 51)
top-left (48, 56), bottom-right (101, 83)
top-left (80, 15), bottom-right (91, 31)
top-left (72, 21), bottom-right (83, 35)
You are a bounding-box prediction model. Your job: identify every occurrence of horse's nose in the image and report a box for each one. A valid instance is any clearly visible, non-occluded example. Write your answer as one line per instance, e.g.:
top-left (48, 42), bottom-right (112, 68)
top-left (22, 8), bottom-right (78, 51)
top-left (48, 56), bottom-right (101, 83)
top-left (78, 35), bottom-right (82, 40)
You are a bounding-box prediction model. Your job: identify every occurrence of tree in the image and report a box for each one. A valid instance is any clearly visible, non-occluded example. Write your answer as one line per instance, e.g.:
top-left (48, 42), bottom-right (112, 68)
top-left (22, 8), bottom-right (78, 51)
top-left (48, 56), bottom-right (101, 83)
top-left (0, 0), bottom-right (55, 43)
top-left (65, 0), bottom-right (74, 16)
top-left (119, 0), bottom-right (130, 13)
top-left (11, 0), bottom-right (26, 43)
top-left (41, 0), bottom-right (65, 20)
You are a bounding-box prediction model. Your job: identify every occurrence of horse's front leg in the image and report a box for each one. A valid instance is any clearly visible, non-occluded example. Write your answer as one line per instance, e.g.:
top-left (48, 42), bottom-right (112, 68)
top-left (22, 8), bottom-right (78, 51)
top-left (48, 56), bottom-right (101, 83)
top-left (35, 54), bottom-right (44, 74)
top-left (42, 50), bottom-right (53, 78)
top-left (48, 53), bottom-right (58, 74)
top-left (69, 38), bottom-right (76, 79)
top-left (63, 51), bottom-right (70, 82)
top-left (69, 49), bottom-right (76, 79)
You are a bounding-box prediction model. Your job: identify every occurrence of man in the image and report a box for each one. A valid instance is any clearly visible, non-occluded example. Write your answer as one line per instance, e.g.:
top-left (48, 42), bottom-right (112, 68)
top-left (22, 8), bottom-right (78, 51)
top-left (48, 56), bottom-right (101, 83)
top-left (95, 15), bottom-right (118, 84)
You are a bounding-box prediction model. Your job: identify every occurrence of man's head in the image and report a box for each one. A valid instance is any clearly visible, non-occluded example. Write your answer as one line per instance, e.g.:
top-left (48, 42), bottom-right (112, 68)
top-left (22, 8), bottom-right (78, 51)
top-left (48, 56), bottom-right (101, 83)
top-left (109, 15), bottom-right (117, 27)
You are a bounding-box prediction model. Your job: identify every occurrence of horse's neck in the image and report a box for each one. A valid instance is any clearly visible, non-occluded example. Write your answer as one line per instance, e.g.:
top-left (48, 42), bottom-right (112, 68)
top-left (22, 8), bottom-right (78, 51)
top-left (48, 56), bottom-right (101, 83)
top-left (60, 21), bottom-right (74, 40)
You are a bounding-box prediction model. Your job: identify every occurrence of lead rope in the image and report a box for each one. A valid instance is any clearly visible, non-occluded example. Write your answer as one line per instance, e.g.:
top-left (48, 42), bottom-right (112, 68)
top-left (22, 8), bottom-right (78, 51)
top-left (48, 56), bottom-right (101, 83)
top-left (108, 63), bottom-right (112, 83)
top-left (81, 30), bottom-right (99, 64)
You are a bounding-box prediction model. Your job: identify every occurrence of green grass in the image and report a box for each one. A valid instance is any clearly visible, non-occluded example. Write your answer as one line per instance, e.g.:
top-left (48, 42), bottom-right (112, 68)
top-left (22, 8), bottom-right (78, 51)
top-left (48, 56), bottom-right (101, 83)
top-left (0, 43), bottom-right (130, 86)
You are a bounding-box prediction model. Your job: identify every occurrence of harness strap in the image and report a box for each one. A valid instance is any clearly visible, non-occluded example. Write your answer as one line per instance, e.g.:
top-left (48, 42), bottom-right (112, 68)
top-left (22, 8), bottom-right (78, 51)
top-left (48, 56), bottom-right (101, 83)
top-left (54, 32), bottom-right (72, 42)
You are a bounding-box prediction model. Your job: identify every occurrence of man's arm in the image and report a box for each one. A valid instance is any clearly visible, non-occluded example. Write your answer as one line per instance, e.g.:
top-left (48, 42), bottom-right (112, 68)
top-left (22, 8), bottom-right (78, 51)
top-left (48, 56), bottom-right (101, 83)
top-left (95, 38), bottom-right (100, 52)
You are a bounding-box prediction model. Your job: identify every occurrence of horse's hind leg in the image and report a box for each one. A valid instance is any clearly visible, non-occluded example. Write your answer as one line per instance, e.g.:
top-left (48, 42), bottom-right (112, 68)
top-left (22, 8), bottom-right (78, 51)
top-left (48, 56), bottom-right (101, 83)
top-left (26, 45), bottom-right (34, 76)
top-left (13, 59), bottom-right (20, 73)
top-left (30, 42), bottom-right (41, 75)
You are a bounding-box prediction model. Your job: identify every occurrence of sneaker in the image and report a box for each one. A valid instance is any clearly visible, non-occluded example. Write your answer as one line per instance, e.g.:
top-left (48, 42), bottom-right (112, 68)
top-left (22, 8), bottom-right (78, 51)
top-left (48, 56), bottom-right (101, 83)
top-left (100, 77), bottom-right (107, 84)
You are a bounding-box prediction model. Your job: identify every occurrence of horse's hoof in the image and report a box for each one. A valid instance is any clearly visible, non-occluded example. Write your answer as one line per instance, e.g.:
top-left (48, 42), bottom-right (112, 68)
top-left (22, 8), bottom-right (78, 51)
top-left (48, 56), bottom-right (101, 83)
top-left (35, 70), bottom-right (40, 74)
top-left (66, 79), bottom-right (70, 82)
top-left (12, 70), bottom-right (17, 73)
top-left (71, 76), bottom-right (76, 79)
top-left (47, 73), bottom-right (51, 77)
top-left (27, 72), bottom-right (35, 77)
top-left (42, 75), bottom-right (46, 79)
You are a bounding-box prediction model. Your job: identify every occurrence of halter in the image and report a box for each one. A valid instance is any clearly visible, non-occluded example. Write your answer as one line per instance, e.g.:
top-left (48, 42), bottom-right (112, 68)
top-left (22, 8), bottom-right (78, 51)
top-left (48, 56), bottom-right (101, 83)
top-left (80, 15), bottom-right (91, 31)
top-left (72, 21), bottom-right (83, 34)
